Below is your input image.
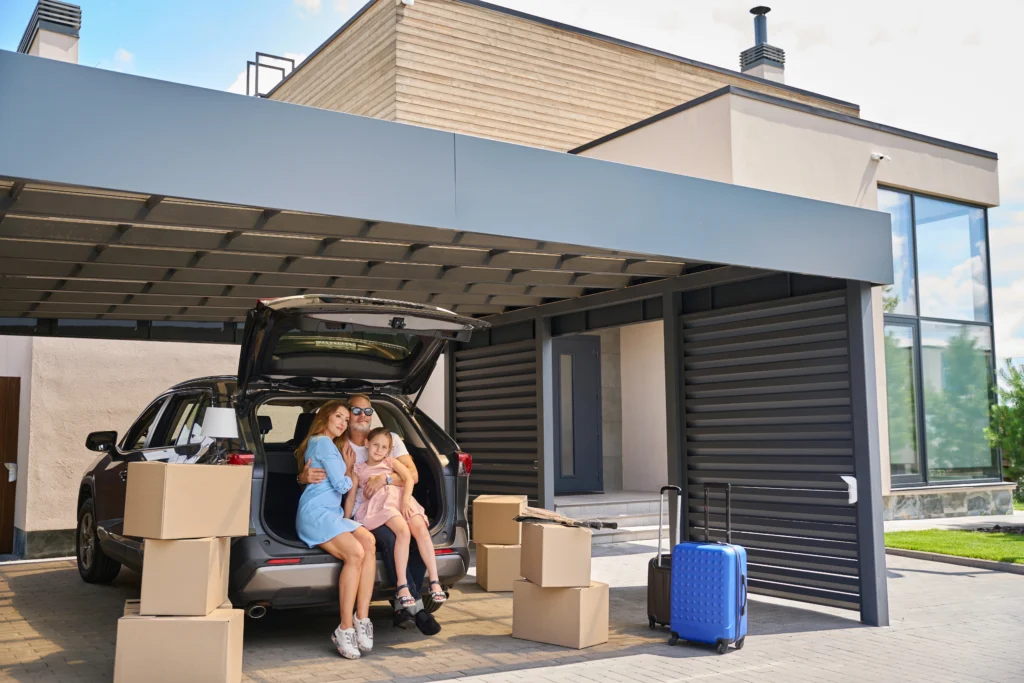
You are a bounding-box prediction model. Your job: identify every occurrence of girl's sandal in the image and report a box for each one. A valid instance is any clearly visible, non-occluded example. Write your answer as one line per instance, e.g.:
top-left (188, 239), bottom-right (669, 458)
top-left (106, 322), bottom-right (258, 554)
top-left (395, 584), bottom-right (416, 608)
top-left (429, 580), bottom-right (447, 603)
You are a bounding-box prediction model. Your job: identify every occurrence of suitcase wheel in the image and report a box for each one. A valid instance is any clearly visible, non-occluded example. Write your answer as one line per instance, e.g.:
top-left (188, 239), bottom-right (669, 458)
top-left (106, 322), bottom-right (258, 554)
top-left (716, 642), bottom-right (729, 655)
top-left (648, 617), bottom-right (656, 629)
top-left (668, 633), bottom-right (679, 646)
top-left (735, 637), bottom-right (745, 650)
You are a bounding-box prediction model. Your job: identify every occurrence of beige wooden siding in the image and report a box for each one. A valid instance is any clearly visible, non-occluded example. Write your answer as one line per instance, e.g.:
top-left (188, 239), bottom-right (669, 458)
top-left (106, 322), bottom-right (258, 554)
top-left (393, 0), bottom-right (857, 151)
top-left (270, 0), bottom-right (398, 120)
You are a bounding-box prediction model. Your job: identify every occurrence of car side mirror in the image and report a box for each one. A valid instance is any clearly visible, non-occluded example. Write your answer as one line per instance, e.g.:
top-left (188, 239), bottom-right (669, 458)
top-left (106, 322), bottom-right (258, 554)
top-left (86, 431), bottom-right (118, 453)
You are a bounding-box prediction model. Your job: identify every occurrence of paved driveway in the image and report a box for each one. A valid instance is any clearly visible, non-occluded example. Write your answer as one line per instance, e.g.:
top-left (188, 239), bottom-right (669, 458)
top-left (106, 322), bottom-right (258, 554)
top-left (1, 543), bottom-right (1022, 682)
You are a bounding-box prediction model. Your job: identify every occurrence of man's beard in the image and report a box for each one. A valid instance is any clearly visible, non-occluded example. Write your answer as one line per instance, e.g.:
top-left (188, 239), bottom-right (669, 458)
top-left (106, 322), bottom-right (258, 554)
top-left (350, 422), bottom-right (371, 434)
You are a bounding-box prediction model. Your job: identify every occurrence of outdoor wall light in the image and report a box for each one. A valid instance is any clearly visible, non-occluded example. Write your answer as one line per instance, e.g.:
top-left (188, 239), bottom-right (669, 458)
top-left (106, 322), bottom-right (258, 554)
top-left (870, 152), bottom-right (891, 162)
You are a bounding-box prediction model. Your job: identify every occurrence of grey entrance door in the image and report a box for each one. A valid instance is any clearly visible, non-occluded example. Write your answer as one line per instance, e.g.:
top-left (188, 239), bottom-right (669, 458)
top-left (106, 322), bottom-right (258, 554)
top-left (553, 336), bottom-right (603, 494)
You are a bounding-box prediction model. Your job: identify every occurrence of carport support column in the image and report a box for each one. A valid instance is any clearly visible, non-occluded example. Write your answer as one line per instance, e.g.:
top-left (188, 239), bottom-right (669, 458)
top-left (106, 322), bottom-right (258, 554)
top-left (536, 316), bottom-right (556, 510)
top-left (847, 281), bottom-right (890, 627)
top-left (663, 291), bottom-right (686, 544)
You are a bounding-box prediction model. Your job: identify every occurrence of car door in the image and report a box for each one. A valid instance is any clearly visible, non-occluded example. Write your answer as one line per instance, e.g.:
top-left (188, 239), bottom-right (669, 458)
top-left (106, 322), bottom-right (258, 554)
top-left (94, 395), bottom-right (169, 535)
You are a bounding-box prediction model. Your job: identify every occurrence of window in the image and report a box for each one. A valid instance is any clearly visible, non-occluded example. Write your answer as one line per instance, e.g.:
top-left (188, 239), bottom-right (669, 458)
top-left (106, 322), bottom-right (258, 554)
top-left (878, 190), bottom-right (916, 316)
top-left (878, 188), bottom-right (997, 486)
top-left (123, 399), bottom-right (167, 451)
top-left (152, 394), bottom-right (210, 449)
top-left (914, 196), bottom-right (990, 322)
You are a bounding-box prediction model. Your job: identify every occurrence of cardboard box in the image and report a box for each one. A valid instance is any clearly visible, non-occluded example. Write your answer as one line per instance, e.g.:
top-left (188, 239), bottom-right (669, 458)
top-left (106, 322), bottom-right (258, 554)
top-left (472, 495), bottom-right (526, 545)
top-left (521, 522), bottom-right (592, 588)
top-left (512, 580), bottom-right (608, 649)
top-left (115, 602), bottom-right (243, 683)
top-left (123, 461), bottom-right (252, 539)
top-left (141, 538), bottom-right (230, 616)
top-left (477, 544), bottom-right (522, 592)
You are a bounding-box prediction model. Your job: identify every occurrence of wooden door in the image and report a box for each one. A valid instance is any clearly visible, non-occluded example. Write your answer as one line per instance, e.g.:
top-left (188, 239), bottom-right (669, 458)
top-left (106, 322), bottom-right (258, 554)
top-left (0, 378), bottom-right (19, 555)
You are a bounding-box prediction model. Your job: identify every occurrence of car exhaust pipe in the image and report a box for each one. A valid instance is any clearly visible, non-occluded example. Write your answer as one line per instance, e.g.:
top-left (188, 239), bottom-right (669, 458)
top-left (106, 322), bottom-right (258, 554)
top-left (246, 602), bottom-right (270, 619)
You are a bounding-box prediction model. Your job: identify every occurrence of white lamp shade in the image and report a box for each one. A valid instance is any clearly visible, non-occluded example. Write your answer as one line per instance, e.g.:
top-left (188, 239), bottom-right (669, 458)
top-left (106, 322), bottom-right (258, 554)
top-left (201, 407), bottom-right (239, 439)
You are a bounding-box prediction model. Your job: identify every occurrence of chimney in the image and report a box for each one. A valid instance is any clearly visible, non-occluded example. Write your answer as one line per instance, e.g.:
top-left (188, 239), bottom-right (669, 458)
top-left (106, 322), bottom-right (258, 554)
top-left (17, 0), bottom-right (81, 64)
top-left (739, 6), bottom-right (785, 83)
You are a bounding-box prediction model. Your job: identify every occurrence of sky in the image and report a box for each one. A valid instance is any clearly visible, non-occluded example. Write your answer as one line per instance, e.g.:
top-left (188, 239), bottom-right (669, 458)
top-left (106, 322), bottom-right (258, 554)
top-left (1, 0), bottom-right (1022, 367)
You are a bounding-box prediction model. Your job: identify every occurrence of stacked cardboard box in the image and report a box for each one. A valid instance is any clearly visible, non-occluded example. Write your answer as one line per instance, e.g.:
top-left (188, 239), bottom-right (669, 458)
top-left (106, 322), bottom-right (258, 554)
top-left (473, 495), bottom-right (526, 592)
top-left (512, 522), bottom-right (609, 649)
top-left (114, 462), bottom-right (252, 683)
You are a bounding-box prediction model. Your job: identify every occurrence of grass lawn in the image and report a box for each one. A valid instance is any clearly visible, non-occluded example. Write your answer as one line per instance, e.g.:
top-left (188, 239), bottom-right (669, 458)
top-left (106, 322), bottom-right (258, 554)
top-left (1015, 500), bottom-right (1024, 512)
top-left (885, 529), bottom-right (1024, 564)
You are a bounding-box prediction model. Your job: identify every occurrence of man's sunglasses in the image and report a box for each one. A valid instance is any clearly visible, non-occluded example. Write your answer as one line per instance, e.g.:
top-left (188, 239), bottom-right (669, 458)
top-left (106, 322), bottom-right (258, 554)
top-left (350, 407), bottom-right (374, 416)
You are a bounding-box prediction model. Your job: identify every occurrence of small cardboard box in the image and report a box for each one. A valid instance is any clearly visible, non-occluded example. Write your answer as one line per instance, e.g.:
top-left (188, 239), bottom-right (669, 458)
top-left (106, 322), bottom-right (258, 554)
top-left (123, 461), bottom-right (252, 539)
top-left (141, 538), bottom-right (230, 616)
top-left (512, 580), bottom-right (609, 649)
top-left (477, 544), bottom-right (522, 592)
top-left (472, 495), bottom-right (526, 545)
top-left (115, 602), bottom-right (243, 683)
top-left (521, 522), bottom-right (592, 588)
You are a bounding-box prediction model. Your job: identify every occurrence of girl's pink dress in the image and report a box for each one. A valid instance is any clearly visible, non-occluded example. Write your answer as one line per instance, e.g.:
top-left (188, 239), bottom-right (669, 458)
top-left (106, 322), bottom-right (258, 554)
top-left (353, 456), bottom-right (426, 530)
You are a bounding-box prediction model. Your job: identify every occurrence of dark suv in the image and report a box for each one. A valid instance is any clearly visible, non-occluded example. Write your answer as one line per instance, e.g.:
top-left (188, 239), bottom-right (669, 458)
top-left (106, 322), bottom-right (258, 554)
top-left (76, 295), bottom-right (487, 618)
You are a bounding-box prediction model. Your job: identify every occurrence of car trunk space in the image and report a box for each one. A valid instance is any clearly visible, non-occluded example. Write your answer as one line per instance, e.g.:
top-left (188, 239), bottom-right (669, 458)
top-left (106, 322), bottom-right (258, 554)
top-left (256, 394), bottom-right (447, 549)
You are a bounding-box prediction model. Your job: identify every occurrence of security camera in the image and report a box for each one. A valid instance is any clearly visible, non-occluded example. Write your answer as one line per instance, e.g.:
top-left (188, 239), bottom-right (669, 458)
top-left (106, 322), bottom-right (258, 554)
top-left (871, 152), bottom-right (891, 162)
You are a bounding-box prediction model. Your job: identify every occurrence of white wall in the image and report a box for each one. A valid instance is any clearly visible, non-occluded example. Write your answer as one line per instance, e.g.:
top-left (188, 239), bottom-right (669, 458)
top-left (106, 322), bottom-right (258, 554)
top-left (27, 29), bottom-right (79, 64)
top-left (414, 353), bottom-right (446, 428)
top-left (23, 337), bottom-right (240, 532)
top-left (619, 321), bottom-right (667, 493)
top-left (0, 337), bottom-right (33, 530)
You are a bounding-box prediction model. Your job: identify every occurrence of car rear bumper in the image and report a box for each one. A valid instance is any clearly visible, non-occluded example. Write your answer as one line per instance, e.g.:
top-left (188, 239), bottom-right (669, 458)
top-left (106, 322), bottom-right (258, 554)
top-left (231, 526), bottom-right (469, 610)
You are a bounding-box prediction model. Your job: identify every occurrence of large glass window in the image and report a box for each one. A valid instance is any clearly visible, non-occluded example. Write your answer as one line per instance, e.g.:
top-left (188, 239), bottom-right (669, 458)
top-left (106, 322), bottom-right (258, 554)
top-left (878, 190), bottom-right (916, 316)
top-left (920, 323), bottom-right (998, 481)
top-left (884, 324), bottom-right (920, 478)
top-left (914, 196), bottom-right (990, 323)
top-left (878, 188), bottom-right (997, 485)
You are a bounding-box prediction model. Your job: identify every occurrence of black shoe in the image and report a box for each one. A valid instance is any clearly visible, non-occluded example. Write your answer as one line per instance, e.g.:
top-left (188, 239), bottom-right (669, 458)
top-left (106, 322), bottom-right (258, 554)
top-left (414, 610), bottom-right (442, 636)
top-left (393, 607), bottom-right (415, 630)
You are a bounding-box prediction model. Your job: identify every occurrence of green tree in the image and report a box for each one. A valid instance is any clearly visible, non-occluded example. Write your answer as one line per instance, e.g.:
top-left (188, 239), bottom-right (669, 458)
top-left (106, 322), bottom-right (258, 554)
top-left (924, 328), bottom-right (994, 478)
top-left (987, 359), bottom-right (1024, 501)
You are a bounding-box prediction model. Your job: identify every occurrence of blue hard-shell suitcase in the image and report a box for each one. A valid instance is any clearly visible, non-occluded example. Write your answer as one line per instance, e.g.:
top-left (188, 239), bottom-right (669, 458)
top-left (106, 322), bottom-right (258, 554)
top-left (668, 483), bottom-right (747, 654)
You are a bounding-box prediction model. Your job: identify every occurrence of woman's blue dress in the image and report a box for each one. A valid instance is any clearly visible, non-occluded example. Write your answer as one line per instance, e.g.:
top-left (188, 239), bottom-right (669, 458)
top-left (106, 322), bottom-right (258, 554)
top-left (295, 435), bottom-right (362, 547)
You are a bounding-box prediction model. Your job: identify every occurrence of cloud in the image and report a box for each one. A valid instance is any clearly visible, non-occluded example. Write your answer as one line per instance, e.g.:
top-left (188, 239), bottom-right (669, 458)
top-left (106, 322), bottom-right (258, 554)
top-left (293, 0), bottom-right (322, 15)
top-left (334, 0), bottom-right (357, 14)
top-left (113, 48), bottom-right (134, 71)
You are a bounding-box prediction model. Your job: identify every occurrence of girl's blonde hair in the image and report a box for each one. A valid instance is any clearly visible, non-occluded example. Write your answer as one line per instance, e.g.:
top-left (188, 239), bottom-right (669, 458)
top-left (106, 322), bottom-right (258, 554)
top-left (294, 400), bottom-right (349, 472)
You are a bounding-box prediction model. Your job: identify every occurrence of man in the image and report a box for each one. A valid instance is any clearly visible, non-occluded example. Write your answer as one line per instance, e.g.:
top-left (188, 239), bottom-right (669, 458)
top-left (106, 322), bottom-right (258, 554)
top-left (298, 395), bottom-right (441, 636)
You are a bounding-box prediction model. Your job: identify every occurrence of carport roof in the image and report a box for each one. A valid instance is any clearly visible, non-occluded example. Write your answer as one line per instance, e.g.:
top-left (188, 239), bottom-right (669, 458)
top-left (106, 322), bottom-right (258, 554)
top-left (0, 50), bottom-right (893, 323)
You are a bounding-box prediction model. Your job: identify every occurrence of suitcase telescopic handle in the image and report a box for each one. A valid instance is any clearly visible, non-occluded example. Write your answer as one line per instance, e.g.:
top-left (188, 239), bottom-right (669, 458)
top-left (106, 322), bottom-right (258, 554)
top-left (703, 482), bottom-right (732, 545)
top-left (657, 485), bottom-right (681, 568)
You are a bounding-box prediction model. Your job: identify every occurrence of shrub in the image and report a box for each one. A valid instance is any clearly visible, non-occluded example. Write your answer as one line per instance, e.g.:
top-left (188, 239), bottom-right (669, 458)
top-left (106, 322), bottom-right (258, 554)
top-left (986, 359), bottom-right (1024, 502)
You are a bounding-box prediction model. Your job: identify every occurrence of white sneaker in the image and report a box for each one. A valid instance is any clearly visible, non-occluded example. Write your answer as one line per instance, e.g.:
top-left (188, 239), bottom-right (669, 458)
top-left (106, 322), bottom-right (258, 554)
top-left (332, 626), bottom-right (360, 659)
top-left (354, 615), bottom-right (374, 652)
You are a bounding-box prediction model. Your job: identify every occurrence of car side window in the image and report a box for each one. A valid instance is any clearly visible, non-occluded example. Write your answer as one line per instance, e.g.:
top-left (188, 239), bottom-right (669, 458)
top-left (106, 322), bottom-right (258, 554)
top-left (153, 394), bottom-right (209, 449)
top-left (122, 399), bottom-right (167, 451)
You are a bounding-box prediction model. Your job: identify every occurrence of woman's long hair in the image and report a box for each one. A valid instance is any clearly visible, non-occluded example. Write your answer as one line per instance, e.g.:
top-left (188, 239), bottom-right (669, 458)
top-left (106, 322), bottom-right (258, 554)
top-left (294, 400), bottom-right (349, 472)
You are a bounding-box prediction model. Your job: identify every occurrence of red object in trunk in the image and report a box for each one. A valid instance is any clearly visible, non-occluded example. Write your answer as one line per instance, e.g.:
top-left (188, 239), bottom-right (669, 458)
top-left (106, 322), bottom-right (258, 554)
top-left (226, 452), bottom-right (255, 465)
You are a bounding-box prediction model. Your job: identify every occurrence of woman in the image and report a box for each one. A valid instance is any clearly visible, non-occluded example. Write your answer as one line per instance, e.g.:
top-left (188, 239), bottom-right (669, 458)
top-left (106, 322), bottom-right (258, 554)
top-left (294, 400), bottom-right (377, 660)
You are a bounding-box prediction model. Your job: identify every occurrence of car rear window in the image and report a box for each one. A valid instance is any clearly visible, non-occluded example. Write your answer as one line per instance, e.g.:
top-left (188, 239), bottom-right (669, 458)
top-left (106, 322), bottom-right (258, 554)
top-left (273, 328), bottom-right (423, 364)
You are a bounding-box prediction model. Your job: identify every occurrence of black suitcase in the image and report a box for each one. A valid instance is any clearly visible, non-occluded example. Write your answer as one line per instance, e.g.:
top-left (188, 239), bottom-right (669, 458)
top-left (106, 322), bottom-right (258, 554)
top-left (647, 485), bottom-right (681, 629)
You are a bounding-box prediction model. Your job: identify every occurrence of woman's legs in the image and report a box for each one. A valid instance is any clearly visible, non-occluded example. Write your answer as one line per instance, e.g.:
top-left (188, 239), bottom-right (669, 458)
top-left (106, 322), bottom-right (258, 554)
top-left (351, 527), bottom-right (376, 621)
top-left (318, 531), bottom-right (365, 630)
top-left (408, 514), bottom-right (440, 584)
top-left (384, 516), bottom-right (412, 600)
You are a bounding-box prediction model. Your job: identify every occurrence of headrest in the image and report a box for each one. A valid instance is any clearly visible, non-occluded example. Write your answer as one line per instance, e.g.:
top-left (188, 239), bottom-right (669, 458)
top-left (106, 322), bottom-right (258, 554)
top-left (257, 415), bottom-right (273, 435)
top-left (292, 412), bottom-right (316, 443)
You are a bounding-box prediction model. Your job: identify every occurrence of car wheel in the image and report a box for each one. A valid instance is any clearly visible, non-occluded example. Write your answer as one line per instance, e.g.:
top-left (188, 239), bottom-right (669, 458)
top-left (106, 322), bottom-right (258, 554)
top-left (77, 498), bottom-right (121, 584)
top-left (422, 588), bottom-right (449, 613)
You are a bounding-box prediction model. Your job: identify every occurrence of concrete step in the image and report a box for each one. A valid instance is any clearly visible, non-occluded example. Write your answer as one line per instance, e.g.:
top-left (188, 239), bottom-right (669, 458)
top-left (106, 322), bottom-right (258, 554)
top-left (591, 525), bottom-right (661, 545)
top-left (554, 498), bottom-right (668, 521)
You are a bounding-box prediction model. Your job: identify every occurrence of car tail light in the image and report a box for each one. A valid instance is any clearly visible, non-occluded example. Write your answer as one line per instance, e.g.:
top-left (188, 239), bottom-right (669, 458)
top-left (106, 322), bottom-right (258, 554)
top-left (457, 452), bottom-right (472, 476)
top-left (226, 451), bottom-right (255, 465)
top-left (435, 548), bottom-right (455, 555)
top-left (267, 558), bottom-right (301, 565)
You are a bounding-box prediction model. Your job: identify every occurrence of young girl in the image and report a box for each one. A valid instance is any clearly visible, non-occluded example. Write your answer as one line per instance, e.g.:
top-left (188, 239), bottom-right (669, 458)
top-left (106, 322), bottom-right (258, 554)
top-left (346, 427), bottom-right (447, 607)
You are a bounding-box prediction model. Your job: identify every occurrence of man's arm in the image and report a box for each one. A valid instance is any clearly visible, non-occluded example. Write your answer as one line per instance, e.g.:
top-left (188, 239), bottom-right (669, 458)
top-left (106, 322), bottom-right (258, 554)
top-left (297, 458), bottom-right (326, 486)
top-left (393, 434), bottom-right (418, 485)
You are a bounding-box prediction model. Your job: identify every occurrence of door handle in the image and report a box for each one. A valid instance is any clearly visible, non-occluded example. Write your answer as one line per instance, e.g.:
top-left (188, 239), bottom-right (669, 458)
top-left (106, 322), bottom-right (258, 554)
top-left (119, 469), bottom-right (128, 483)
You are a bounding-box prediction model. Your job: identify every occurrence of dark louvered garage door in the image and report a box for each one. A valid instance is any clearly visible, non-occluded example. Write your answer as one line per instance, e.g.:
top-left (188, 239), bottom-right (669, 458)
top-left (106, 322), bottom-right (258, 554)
top-left (681, 289), bottom-right (861, 611)
top-left (452, 339), bottom-right (538, 500)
